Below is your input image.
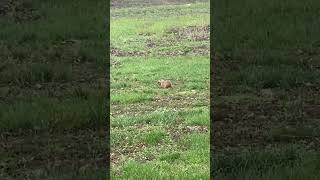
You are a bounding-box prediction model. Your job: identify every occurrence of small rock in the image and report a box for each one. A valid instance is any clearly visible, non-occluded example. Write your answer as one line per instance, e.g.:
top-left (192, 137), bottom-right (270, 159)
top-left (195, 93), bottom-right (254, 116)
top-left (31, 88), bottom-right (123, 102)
top-left (297, 49), bottom-right (304, 55)
top-left (305, 82), bottom-right (313, 87)
top-left (35, 84), bottom-right (42, 89)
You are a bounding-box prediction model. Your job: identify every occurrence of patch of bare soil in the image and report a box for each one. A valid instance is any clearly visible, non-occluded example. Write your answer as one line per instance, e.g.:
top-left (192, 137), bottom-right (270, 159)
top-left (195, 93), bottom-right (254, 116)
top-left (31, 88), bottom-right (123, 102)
top-left (111, 25), bottom-right (209, 57)
top-left (166, 25), bottom-right (210, 41)
top-left (304, 104), bottom-right (320, 119)
top-left (0, 0), bottom-right (41, 22)
top-left (211, 54), bottom-right (320, 152)
top-left (157, 26), bottom-right (209, 56)
top-left (111, 92), bottom-right (209, 117)
top-left (111, 47), bottom-right (147, 57)
top-left (213, 105), bottom-right (318, 150)
top-left (111, 0), bottom-right (209, 8)
top-left (0, 129), bottom-right (107, 178)
top-left (212, 103), bottom-right (276, 149)
top-left (157, 45), bottom-right (209, 56)
top-left (190, 45), bottom-right (210, 55)
top-left (212, 91), bottom-right (320, 152)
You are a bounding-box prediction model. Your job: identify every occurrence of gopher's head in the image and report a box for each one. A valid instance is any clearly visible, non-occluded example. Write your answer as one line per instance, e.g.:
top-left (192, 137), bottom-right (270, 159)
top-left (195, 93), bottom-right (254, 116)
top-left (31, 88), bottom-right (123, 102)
top-left (157, 80), bottom-right (164, 85)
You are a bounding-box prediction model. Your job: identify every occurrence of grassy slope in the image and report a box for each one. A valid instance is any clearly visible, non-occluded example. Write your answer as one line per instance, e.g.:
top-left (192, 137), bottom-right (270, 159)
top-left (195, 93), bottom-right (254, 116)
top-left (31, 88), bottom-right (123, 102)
top-left (111, 2), bottom-right (210, 179)
top-left (0, 0), bottom-right (107, 179)
top-left (213, 0), bottom-right (320, 179)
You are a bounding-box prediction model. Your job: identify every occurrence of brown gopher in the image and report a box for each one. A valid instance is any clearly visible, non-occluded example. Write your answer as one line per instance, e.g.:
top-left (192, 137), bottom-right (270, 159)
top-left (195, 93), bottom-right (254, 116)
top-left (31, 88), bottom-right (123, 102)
top-left (158, 80), bottom-right (172, 88)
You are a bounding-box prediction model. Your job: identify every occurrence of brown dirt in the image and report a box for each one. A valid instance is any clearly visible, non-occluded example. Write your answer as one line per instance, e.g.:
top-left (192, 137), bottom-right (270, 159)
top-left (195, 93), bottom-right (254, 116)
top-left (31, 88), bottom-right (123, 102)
top-left (304, 104), bottom-right (320, 119)
top-left (166, 25), bottom-right (210, 41)
top-left (111, 47), bottom-right (147, 57)
top-left (212, 101), bottom-right (320, 151)
top-left (0, 0), bottom-right (41, 22)
top-left (111, 92), bottom-right (209, 117)
top-left (111, 25), bottom-right (210, 57)
top-left (0, 129), bottom-right (108, 178)
top-left (211, 57), bottom-right (320, 152)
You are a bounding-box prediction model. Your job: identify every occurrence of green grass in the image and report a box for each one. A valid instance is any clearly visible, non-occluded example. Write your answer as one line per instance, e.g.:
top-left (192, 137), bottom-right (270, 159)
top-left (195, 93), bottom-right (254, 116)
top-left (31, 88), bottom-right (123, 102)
top-left (0, 62), bottom-right (72, 86)
top-left (111, 1), bottom-right (209, 179)
top-left (213, 145), bottom-right (320, 180)
top-left (111, 3), bottom-right (209, 53)
top-left (212, 0), bottom-right (320, 179)
top-left (0, 0), bottom-right (106, 130)
top-left (0, 94), bottom-right (106, 131)
top-left (114, 161), bottom-right (209, 180)
top-left (213, 0), bottom-right (320, 90)
top-left (184, 107), bottom-right (209, 126)
top-left (0, 0), bottom-right (107, 178)
top-left (111, 91), bottom-right (154, 104)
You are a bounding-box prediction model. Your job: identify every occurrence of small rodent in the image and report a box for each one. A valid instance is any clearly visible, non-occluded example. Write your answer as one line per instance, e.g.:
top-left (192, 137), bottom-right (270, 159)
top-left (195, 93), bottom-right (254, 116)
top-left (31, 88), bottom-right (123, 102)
top-left (158, 80), bottom-right (172, 88)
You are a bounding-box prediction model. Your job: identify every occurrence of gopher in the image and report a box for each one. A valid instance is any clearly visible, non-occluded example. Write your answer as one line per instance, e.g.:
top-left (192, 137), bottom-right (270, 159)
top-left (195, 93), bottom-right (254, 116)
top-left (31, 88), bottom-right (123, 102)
top-left (158, 80), bottom-right (172, 88)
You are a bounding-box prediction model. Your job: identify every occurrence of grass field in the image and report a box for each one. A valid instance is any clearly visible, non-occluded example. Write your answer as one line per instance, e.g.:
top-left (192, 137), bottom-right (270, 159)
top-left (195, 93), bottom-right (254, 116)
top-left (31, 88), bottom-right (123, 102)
top-left (0, 0), bottom-right (107, 179)
top-left (2, 0), bottom-right (319, 179)
top-left (212, 0), bottom-right (320, 179)
top-left (111, 1), bottom-right (210, 179)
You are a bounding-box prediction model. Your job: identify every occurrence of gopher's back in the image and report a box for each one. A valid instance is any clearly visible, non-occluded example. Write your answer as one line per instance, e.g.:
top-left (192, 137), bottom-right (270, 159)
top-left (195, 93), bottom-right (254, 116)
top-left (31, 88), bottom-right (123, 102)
top-left (158, 80), bottom-right (172, 88)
